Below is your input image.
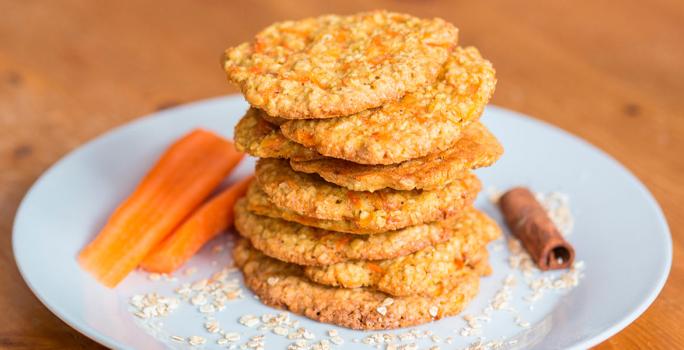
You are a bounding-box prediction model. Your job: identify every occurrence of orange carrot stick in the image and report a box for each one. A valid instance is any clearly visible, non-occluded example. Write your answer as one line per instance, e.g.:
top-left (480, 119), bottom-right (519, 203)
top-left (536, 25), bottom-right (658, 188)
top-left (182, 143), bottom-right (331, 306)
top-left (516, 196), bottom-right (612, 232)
top-left (78, 129), bottom-right (244, 287)
top-left (140, 176), bottom-right (253, 273)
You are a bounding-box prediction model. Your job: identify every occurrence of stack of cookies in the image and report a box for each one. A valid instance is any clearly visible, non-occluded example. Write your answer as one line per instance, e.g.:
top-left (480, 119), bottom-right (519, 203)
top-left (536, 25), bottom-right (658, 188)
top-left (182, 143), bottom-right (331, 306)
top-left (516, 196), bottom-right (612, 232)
top-left (223, 11), bottom-right (503, 330)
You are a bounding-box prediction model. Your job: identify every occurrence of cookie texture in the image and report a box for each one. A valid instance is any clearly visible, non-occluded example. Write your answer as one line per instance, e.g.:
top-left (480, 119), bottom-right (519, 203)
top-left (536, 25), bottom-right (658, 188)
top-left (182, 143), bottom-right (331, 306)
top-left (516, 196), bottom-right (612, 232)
top-left (234, 108), bottom-right (321, 161)
top-left (303, 209), bottom-right (500, 297)
top-left (277, 47), bottom-right (496, 164)
top-left (290, 122), bottom-right (503, 191)
top-left (255, 158), bottom-right (481, 232)
top-left (246, 183), bottom-right (404, 234)
top-left (223, 11), bottom-right (458, 119)
top-left (235, 198), bottom-right (469, 266)
top-left (234, 239), bottom-right (480, 330)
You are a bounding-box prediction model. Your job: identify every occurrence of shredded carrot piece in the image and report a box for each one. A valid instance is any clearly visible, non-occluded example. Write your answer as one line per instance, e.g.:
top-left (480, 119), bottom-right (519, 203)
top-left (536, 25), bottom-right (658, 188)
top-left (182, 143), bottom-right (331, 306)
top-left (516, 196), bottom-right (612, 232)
top-left (140, 176), bottom-right (253, 273)
top-left (78, 129), bottom-right (244, 287)
top-left (453, 258), bottom-right (465, 270)
top-left (335, 236), bottom-right (352, 249)
top-left (367, 262), bottom-right (384, 274)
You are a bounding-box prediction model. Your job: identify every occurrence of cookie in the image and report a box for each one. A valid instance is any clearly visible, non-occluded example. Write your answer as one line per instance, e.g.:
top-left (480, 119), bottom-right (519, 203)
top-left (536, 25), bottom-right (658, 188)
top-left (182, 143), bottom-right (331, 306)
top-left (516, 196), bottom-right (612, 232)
top-left (303, 209), bottom-right (500, 297)
top-left (245, 183), bottom-right (397, 234)
top-left (255, 158), bottom-right (481, 232)
top-left (234, 239), bottom-right (480, 330)
top-left (290, 122), bottom-right (503, 191)
top-left (234, 108), bottom-right (321, 161)
top-left (223, 11), bottom-right (458, 119)
top-left (277, 47), bottom-right (496, 164)
top-left (235, 198), bottom-right (468, 266)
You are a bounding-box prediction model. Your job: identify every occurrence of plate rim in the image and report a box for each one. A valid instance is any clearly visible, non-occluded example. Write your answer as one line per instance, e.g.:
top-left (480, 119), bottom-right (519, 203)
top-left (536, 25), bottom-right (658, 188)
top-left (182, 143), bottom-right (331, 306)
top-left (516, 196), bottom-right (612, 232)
top-left (12, 95), bottom-right (672, 350)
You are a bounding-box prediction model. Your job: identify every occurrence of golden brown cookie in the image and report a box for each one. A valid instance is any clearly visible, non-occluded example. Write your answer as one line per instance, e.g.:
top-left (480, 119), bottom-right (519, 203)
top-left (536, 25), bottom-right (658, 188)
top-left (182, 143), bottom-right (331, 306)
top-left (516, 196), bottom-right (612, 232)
top-left (255, 158), bottom-right (481, 232)
top-left (303, 209), bottom-right (500, 297)
top-left (235, 198), bottom-right (469, 266)
top-left (277, 47), bottom-right (496, 164)
top-left (290, 122), bottom-right (503, 191)
top-left (234, 239), bottom-right (480, 330)
top-left (234, 108), bottom-right (321, 161)
top-left (223, 11), bottom-right (458, 119)
top-left (245, 183), bottom-right (393, 234)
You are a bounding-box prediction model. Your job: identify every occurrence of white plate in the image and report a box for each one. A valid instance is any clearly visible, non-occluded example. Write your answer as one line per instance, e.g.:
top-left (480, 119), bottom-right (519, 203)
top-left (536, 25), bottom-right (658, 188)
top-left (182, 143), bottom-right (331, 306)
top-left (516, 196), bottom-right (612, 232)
top-left (13, 96), bottom-right (671, 350)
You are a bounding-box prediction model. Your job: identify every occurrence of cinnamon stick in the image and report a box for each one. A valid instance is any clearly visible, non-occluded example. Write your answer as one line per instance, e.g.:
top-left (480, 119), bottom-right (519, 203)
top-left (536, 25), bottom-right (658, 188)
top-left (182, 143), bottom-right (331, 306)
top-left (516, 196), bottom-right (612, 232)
top-left (499, 187), bottom-right (575, 270)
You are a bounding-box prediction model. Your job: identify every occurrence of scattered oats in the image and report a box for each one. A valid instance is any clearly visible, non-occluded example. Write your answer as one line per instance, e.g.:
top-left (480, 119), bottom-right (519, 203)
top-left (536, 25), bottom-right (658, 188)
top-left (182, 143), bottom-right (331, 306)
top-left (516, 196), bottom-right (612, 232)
top-left (381, 297), bottom-right (394, 306)
top-left (224, 332), bottom-right (241, 342)
top-left (267, 276), bottom-right (280, 286)
top-left (261, 313), bottom-right (275, 323)
top-left (191, 293), bottom-right (208, 306)
top-left (536, 191), bottom-right (573, 236)
top-left (428, 306), bottom-right (439, 317)
top-left (239, 314), bottom-right (260, 328)
top-left (188, 335), bottom-right (206, 346)
top-left (288, 339), bottom-right (309, 350)
top-left (431, 335), bottom-right (441, 343)
top-left (170, 335), bottom-right (184, 342)
top-left (445, 336), bottom-right (454, 344)
top-left (515, 316), bottom-right (531, 328)
top-left (429, 346), bottom-right (440, 350)
top-left (246, 335), bottom-right (265, 349)
top-left (486, 339), bottom-right (505, 349)
top-left (148, 273), bottom-right (161, 281)
top-left (376, 305), bottom-right (387, 316)
top-left (217, 338), bottom-right (229, 345)
top-left (302, 328), bottom-right (315, 340)
top-left (313, 339), bottom-right (331, 350)
top-left (460, 326), bottom-right (482, 337)
top-left (204, 319), bottom-right (220, 333)
top-left (330, 336), bottom-right (344, 345)
top-left (464, 339), bottom-right (485, 350)
top-left (327, 329), bottom-right (338, 337)
top-left (504, 274), bottom-right (516, 287)
top-left (129, 293), bottom-right (179, 319)
top-left (383, 333), bottom-right (396, 343)
top-left (199, 303), bottom-right (216, 314)
top-left (191, 279), bottom-right (208, 290)
top-left (273, 326), bottom-right (289, 336)
top-left (398, 332), bottom-right (415, 341)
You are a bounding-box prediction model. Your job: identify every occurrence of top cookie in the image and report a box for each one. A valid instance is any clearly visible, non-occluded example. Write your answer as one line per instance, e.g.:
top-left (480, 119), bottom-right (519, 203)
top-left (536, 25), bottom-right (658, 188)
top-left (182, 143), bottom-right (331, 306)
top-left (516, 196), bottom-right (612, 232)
top-left (223, 11), bottom-right (458, 119)
top-left (278, 47), bottom-right (497, 164)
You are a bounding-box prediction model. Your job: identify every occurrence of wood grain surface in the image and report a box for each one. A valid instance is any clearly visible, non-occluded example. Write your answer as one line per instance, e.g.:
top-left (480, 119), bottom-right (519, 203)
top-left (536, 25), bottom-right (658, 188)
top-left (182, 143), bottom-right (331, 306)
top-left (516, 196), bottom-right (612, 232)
top-left (1, 0), bottom-right (682, 348)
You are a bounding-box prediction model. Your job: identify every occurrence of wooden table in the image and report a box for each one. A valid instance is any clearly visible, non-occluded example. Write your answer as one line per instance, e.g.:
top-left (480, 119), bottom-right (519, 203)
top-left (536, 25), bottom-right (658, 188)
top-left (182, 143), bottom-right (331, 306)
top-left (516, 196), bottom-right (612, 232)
top-left (1, 1), bottom-right (681, 348)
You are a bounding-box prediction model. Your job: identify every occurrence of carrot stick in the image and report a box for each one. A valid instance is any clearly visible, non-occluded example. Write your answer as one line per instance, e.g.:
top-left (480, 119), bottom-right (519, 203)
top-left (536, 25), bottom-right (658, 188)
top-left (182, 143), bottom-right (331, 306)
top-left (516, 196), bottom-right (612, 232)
top-left (140, 176), bottom-right (253, 273)
top-left (78, 129), bottom-right (244, 287)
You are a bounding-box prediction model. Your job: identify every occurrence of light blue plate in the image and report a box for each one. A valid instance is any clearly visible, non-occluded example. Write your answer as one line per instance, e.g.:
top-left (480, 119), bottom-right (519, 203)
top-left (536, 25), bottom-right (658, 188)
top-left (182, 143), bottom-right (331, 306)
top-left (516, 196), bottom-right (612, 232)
top-left (13, 95), bottom-right (671, 349)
